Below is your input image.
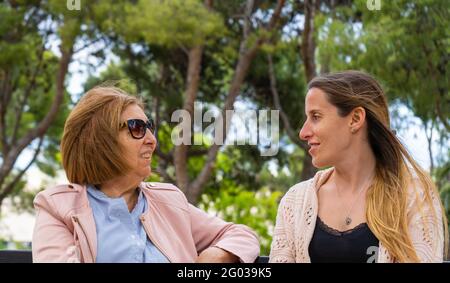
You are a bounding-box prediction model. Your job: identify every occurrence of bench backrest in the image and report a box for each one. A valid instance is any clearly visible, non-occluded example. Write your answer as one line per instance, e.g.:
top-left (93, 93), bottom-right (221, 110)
top-left (0, 250), bottom-right (32, 263)
top-left (1, 250), bottom-right (448, 263)
top-left (0, 250), bottom-right (268, 263)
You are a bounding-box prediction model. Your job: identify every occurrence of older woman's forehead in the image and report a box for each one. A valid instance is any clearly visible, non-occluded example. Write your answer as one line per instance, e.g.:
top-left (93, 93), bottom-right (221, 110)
top-left (121, 104), bottom-right (148, 120)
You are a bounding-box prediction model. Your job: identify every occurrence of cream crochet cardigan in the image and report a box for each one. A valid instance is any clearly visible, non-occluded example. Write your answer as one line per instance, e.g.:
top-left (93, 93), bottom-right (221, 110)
top-left (269, 168), bottom-right (445, 263)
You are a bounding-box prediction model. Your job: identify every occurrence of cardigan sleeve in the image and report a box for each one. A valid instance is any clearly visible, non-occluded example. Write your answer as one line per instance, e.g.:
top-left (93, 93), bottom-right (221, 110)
top-left (406, 180), bottom-right (445, 262)
top-left (269, 191), bottom-right (296, 263)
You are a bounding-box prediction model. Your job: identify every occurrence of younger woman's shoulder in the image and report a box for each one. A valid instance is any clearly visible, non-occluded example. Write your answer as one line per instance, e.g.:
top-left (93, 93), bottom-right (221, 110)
top-left (280, 179), bottom-right (316, 209)
top-left (286, 179), bottom-right (314, 196)
top-left (282, 168), bottom-right (333, 202)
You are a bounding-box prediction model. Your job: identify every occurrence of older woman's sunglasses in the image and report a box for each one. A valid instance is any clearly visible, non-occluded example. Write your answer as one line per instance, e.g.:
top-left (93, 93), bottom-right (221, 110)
top-left (121, 119), bottom-right (156, 139)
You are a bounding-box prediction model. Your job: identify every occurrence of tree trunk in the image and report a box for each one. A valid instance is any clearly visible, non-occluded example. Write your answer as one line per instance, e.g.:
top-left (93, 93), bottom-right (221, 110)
top-left (301, 0), bottom-right (318, 82)
top-left (300, 153), bottom-right (316, 181)
top-left (0, 46), bottom-right (73, 207)
top-left (298, 0), bottom-right (318, 180)
top-left (184, 0), bottom-right (286, 204)
top-left (268, 54), bottom-right (317, 182)
top-left (174, 46), bottom-right (203, 194)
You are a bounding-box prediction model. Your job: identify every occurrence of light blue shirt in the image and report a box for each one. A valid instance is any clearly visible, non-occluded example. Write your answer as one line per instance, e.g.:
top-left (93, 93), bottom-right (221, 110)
top-left (86, 185), bottom-right (169, 263)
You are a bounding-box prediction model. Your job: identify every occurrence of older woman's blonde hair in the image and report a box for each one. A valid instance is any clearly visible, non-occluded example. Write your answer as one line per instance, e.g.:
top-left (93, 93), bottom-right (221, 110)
top-left (61, 86), bottom-right (144, 185)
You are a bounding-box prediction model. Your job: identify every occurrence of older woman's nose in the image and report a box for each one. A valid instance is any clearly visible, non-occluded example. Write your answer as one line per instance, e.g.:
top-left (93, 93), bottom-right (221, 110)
top-left (144, 129), bottom-right (157, 147)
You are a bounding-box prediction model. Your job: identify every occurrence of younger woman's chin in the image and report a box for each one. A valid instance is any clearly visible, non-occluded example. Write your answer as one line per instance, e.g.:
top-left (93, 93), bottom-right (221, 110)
top-left (311, 159), bottom-right (329, 169)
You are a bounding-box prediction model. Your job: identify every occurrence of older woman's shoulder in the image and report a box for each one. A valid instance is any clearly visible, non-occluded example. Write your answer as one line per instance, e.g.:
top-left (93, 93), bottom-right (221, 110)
top-left (36, 183), bottom-right (84, 197)
top-left (142, 182), bottom-right (180, 191)
top-left (33, 184), bottom-right (85, 205)
top-left (141, 182), bottom-right (194, 211)
top-left (33, 184), bottom-right (87, 220)
top-left (141, 182), bottom-right (186, 198)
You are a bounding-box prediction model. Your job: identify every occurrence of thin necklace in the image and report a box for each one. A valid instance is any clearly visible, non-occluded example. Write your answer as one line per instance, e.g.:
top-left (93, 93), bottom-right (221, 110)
top-left (336, 178), bottom-right (373, 226)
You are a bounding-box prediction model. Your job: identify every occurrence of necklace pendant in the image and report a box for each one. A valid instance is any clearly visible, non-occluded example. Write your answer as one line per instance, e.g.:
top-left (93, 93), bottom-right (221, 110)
top-left (345, 217), bottom-right (352, 225)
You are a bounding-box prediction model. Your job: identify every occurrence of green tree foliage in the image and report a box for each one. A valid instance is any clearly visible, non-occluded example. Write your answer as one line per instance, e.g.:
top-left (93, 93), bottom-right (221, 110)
top-left (199, 186), bottom-right (282, 256)
top-left (0, 1), bottom-right (73, 209)
top-left (316, 0), bottom-right (449, 130)
top-left (315, 0), bottom-right (450, 229)
top-left (0, 0), bottom-right (133, 209)
top-left (357, 0), bottom-right (449, 127)
top-left (1, 0), bottom-right (448, 250)
top-left (119, 0), bottom-right (225, 48)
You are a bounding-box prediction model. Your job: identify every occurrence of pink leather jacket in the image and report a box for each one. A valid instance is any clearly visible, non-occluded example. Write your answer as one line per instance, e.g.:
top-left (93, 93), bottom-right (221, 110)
top-left (32, 182), bottom-right (260, 263)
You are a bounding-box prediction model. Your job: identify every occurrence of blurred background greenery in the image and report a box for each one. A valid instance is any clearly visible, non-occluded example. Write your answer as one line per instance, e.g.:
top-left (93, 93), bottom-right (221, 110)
top-left (0, 0), bottom-right (449, 255)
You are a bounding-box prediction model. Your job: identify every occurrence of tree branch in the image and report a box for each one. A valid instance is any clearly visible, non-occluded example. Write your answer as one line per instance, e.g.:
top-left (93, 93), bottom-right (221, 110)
top-left (174, 45), bottom-right (204, 193)
top-left (73, 37), bottom-right (105, 54)
top-left (0, 136), bottom-right (44, 205)
top-left (154, 146), bottom-right (173, 163)
top-left (242, 0), bottom-right (254, 41)
top-left (152, 94), bottom-right (172, 164)
top-left (154, 161), bottom-right (175, 184)
top-left (0, 69), bottom-right (13, 155)
top-left (188, 148), bottom-right (209, 156)
top-left (300, 0), bottom-right (318, 82)
top-left (153, 88), bottom-right (161, 129)
top-left (421, 42), bottom-right (450, 132)
top-left (424, 119), bottom-right (435, 173)
top-left (435, 91), bottom-right (450, 132)
top-left (12, 42), bottom-right (46, 145)
top-left (267, 54), bottom-right (307, 150)
top-left (186, 0), bottom-right (286, 203)
top-left (0, 45), bottom-right (73, 189)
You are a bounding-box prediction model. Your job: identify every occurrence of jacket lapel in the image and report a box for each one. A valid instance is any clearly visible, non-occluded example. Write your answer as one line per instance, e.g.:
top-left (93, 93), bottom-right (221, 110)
top-left (140, 187), bottom-right (177, 262)
top-left (70, 184), bottom-right (98, 263)
top-left (72, 209), bottom-right (97, 263)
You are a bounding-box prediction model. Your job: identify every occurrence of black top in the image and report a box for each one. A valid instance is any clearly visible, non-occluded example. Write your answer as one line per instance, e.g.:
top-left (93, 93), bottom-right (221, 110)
top-left (308, 216), bottom-right (379, 263)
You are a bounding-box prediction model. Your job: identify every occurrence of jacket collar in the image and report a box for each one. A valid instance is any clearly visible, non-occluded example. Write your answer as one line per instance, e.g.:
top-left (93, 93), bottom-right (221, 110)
top-left (67, 182), bottom-right (170, 263)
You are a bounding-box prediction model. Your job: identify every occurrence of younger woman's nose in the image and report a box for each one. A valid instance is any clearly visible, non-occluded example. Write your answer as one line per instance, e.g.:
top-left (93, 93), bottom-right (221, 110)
top-left (299, 121), bottom-right (312, 141)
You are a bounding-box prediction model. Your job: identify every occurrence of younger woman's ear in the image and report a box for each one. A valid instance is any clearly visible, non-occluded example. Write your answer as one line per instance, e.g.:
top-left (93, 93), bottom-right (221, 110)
top-left (349, 107), bottom-right (366, 131)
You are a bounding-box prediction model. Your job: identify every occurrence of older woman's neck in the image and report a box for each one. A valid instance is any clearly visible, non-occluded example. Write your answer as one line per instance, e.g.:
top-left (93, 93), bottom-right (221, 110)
top-left (98, 176), bottom-right (141, 199)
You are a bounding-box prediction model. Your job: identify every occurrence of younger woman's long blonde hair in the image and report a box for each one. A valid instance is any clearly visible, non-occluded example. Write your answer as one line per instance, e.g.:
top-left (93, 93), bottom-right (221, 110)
top-left (308, 70), bottom-right (448, 262)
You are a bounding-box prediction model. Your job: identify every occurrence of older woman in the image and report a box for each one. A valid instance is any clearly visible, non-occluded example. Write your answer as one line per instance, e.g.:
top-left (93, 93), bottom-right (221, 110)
top-left (32, 86), bottom-right (260, 263)
top-left (269, 70), bottom-right (448, 263)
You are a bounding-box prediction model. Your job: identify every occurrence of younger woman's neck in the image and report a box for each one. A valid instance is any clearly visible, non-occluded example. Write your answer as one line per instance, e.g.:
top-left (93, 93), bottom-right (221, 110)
top-left (332, 147), bottom-right (376, 194)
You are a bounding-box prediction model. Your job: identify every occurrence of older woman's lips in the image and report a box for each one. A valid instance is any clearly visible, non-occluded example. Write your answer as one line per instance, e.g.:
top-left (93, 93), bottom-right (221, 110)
top-left (141, 153), bottom-right (152, 160)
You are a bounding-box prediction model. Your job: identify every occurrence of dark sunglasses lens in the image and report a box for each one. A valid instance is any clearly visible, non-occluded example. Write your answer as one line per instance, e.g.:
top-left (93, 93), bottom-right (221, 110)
top-left (128, 119), bottom-right (146, 138)
top-left (127, 119), bottom-right (156, 139)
